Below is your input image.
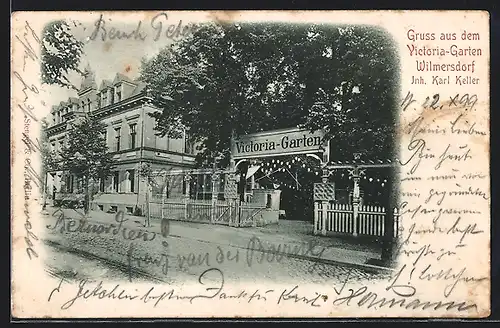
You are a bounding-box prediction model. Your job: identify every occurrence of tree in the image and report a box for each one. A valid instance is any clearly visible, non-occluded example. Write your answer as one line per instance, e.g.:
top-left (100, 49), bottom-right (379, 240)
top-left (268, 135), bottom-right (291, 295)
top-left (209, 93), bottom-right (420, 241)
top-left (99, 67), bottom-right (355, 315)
top-left (140, 22), bottom-right (399, 166)
top-left (40, 118), bottom-right (58, 211)
top-left (41, 20), bottom-right (84, 90)
top-left (58, 116), bottom-right (116, 214)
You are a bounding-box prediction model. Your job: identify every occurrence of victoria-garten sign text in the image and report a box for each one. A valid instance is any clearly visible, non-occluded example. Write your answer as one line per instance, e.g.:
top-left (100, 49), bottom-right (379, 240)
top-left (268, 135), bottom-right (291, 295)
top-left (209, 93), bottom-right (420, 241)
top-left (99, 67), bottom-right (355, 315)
top-left (231, 127), bottom-right (326, 160)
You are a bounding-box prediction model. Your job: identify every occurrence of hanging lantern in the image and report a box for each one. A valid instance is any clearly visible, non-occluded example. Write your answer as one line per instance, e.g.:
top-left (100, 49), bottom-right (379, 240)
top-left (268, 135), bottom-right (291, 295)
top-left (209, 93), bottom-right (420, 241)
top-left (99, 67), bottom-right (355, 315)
top-left (302, 164), bottom-right (306, 168)
top-left (297, 158), bottom-right (301, 161)
top-left (369, 178), bottom-right (373, 182)
top-left (384, 179), bottom-right (387, 183)
top-left (315, 172), bottom-right (319, 175)
top-left (381, 183), bottom-right (385, 187)
top-left (307, 168), bottom-right (311, 172)
top-left (377, 179), bottom-right (380, 182)
top-left (272, 159), bottom-right (275, 163)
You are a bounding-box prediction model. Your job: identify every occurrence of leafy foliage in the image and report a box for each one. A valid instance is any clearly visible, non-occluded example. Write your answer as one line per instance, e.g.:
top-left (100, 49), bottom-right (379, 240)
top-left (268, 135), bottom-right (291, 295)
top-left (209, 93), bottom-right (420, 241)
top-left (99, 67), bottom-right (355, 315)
top-left (40, 119), bottom-right (59, 174)
top-left (58, 116), bottom-right (115, 180)
top-left (54, 115), bottom-right (115, 213)
top-left (41, 20), bottom-right (84, 90)
top-left (140, 22), bottom-right (399, 166)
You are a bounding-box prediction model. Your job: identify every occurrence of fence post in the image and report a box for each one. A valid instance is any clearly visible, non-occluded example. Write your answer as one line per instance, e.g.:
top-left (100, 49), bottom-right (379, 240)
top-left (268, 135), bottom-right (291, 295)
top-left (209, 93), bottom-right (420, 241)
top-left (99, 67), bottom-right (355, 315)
top-left (393, 207), bottom-right (400, 238)
top-left (184, 173), bottom-right (191, 221)
top-left (161, 185), bottom-right (165, 220)
top-left (313, 201), bottom-right (319, 235)
top-left (147, 200), bottom-right (151, 227)
top-left (236, 200), bottom-right (241, 228)
top-left (211, 172), bottom-right (219, 224)
top-left (352, 200), bottom-right (359, 236)
top-left (225, 171), bottom-right (238, 227)
top-left (228, 199), bottom-right (233, 227)
top-left (145, 184), bottom-right (151, 227)
top-left (321, 201), bottom-right (327, 235)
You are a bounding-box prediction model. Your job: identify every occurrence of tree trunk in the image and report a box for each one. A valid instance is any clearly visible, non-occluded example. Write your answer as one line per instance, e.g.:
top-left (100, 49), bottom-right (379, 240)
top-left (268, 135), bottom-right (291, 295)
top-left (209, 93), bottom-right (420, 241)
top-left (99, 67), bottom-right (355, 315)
top-left (42, 172), bottom-right (48, 211)
top-left (381, 176), bottom-right (396, 266)
top-left (145, 184), bottom-right (151, 227)
top-left (84, 174), bottom-right (90, 215)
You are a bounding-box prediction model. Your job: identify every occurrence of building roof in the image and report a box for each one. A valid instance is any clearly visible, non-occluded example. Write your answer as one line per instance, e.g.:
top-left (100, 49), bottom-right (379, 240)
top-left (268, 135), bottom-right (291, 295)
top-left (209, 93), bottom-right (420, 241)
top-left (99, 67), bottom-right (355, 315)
top-left (112, 73), bottom-right (134, 85)
top-left (68, 97), bottom-right (79, 104)
top-left (99, 80), bottom-right (112, 91)
top-left (130, 81), bottom-right (147, 97)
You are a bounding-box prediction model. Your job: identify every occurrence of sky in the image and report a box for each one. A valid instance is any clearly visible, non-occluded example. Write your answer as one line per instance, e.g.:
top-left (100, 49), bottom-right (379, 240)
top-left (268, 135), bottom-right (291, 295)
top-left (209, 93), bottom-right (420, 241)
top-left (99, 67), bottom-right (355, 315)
top-left (44, 16), bottom-right (178, 108)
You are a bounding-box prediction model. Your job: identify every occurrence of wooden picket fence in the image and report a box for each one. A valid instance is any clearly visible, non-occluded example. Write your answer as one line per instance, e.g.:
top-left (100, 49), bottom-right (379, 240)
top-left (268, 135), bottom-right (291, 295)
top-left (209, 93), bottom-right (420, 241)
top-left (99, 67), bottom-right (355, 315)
top-left (314, 202), bottom-right (400, 239)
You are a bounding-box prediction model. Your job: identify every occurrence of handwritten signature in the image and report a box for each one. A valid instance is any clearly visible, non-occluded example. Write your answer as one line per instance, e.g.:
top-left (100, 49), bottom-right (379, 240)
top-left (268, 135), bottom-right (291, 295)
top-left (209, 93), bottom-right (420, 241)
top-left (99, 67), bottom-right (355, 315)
top-left (47, 209), bottom-right (157, 242)
top-left (13, 21), bottom-right (43, 261)
top-left (88, 13), bottom-right (200, 43)
top-left (47, 267), bottom-right (479, 313)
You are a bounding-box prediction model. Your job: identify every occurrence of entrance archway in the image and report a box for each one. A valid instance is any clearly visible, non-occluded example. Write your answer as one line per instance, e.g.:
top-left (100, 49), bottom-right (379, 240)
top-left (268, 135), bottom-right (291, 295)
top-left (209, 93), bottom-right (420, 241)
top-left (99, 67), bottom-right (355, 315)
top-left (250, 154), bottom-right (323, 222)
top-left (229, 127), bottom-right (329, 225)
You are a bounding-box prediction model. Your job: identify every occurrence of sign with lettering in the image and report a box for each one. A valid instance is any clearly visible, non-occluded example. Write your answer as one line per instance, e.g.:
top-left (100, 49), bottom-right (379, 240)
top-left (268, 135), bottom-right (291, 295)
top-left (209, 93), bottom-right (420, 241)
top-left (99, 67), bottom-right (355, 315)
top-left (231, 128), bottom-right (326, 160)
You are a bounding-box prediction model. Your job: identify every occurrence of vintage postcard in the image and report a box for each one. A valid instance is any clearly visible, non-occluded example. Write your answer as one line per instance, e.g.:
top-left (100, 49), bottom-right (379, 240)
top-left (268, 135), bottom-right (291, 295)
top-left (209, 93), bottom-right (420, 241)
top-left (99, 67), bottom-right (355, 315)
top-left (11, 10), bottom-right (490, 318)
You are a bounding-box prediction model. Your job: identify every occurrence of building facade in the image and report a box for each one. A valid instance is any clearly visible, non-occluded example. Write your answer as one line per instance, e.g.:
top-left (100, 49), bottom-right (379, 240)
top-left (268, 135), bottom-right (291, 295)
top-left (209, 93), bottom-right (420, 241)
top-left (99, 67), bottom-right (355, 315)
top-left (45, 67), bottom-right (197, 214)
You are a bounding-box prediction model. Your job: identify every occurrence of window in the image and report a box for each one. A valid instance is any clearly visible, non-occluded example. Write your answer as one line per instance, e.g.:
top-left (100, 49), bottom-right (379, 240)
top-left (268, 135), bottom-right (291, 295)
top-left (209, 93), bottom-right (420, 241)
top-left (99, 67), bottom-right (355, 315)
top-left (191, 174), bottom-right (214, 200)
top-left (110, 90), bottom-right (115, 104)
top-left (66, 175), bottom-right (74, 193)
top-left (101, 128), bottom-right (107, 144)
top-left (87, 99), bottom-right (91, 112)
top-left (116, 88), bottom-right (122, 102)
top-left (76, 177), bottom-right (84, 193)
top-left (114, 127), bottom-right (121, 151)
top-left (129, 124), bottom-right (137, 148)
top-left (184, 137), bottom-right (194, 154)
top-left (99, 177), bottom-right (105, 192)
top-left (112, 171), bottom-right (119, 192)
top-left (125, 170), bottom-right (135, 193)
top-left (102, 92), bottom-right (108, 106)
top-left (129, 170), bottom-right (135, 193)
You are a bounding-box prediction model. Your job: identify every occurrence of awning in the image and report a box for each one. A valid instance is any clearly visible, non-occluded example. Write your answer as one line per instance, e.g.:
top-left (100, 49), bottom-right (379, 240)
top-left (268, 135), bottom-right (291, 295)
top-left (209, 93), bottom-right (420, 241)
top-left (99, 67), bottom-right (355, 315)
top-left (246, 165), bottom-right (261, 179)
top-left (235, 165), bottom-right (261, 181)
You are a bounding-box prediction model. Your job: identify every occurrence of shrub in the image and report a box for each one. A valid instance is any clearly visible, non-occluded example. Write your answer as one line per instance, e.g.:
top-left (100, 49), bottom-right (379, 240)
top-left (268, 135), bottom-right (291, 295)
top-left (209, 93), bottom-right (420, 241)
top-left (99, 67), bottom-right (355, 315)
top-left (133, 206), bottom-right (143, 217)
